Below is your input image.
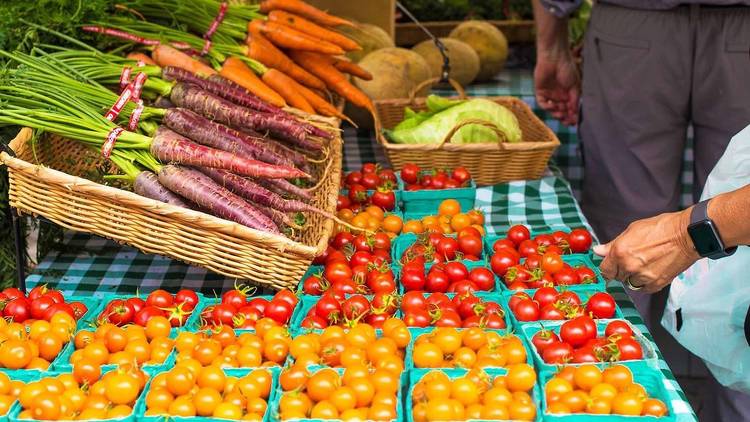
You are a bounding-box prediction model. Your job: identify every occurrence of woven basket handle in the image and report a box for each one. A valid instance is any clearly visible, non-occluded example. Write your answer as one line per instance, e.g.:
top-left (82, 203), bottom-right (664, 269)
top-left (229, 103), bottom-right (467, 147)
top-left (408, 77), bottom-right (467, 104)
top-left (439, 118), bottom-right (508, 149)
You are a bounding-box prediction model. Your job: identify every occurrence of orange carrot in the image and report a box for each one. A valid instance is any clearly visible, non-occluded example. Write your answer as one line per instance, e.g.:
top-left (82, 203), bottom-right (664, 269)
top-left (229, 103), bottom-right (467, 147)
top-left (152, 45), bottom-right (216, 77)
top-left (290, 76), bottom-right (344, 118)
top-left (246, 31), bottom-right (326, 90)
top-left (262, 69), bottom-right (315, 113)
top-left (220, 57), bottom-right (287, 107)
top-left (289, 50), bottom-right (373, 111)
top-left (332, 58), bottom-right (373, 81)
top-left (248, 20), bottom-right (345, 56)
top-left (267, 11), bottom-right (360, 51)
top-left (260, 0), bottom-right (354, 27)
top-left (126, 52), bottom-right (156, 65)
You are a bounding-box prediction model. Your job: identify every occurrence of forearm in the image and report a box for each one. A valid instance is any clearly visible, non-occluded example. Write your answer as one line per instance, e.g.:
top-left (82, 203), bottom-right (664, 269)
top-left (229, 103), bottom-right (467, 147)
top-left (707, 184), bottom-right (750, 248)
top-left (532, 0), bottom-right (571, 59)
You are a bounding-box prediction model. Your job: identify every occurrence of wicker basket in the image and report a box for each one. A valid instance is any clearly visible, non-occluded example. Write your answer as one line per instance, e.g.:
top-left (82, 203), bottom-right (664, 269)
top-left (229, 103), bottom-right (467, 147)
top-left (374, 78), bottom-right (560, 186)
top-left (0, 125), bottom-right (342, 291)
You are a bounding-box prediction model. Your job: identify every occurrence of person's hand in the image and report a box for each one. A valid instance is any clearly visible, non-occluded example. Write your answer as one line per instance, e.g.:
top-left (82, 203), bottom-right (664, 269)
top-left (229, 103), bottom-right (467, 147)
top-left (594, 210), bottom-right (701, 293)
top-left (534, 51), bottom-right (580, 126)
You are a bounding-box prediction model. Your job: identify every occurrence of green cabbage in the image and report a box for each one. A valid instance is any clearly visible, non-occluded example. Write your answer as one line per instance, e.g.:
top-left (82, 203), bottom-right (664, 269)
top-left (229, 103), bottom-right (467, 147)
top-left (386, 96), bottom-right (522, 144)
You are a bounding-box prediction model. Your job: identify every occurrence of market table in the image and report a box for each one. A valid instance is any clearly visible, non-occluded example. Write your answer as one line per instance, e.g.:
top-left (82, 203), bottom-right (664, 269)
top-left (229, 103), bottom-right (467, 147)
top-left (21, 68), bottom-right (698, 421)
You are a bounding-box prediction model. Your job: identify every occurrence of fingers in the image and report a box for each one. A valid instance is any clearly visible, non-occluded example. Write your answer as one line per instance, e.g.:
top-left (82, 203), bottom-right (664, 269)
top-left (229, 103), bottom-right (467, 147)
top-left (593, 244), bottom-right (609, 257)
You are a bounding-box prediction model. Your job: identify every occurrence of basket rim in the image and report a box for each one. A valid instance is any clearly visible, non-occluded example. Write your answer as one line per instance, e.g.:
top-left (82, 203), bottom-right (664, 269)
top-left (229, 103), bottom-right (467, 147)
top-left (1, 127), bottom-right (338, 257)
top-left (373, 95), bottom-right (561, 150)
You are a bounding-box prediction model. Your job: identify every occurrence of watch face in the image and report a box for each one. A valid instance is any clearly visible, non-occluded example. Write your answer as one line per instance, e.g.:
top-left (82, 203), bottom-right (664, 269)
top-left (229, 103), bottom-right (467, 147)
top-left (688, 221), bottom-right (723, 256)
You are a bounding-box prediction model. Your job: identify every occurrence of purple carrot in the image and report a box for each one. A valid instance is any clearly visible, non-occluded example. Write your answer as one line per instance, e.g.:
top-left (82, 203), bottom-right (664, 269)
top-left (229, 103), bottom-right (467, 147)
top-left (257, 177), bottom-right (313, 201)
top-left (169, 83), bottom-right (326, 150)
top-left (152, 96), bottom-right (175, 109)
top-left (161, 67), bottom-right (333, 140)
top-left (150, 127), bottom-right (310, 179)
top-left (158, 165), bottom-right (279, 233)
top-left (253, 201), bottom-right (304, 230)
top-left (238, 127), bottom-right (310, 170)
top-left (201, 168), bottom-right (329, 217)
top-left (163, 108), bottom-right (296, 168)
top-left (133, 171), bottom-right (188, 207)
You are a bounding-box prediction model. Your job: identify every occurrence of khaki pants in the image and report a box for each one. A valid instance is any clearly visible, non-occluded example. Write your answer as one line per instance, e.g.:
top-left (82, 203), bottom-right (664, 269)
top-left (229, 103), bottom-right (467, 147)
top-left (579, 3), bottom-right (750, 420)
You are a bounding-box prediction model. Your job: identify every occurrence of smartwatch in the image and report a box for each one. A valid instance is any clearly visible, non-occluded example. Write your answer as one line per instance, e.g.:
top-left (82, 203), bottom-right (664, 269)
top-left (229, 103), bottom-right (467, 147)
top-left (687, 200), bottom-right (737, 260)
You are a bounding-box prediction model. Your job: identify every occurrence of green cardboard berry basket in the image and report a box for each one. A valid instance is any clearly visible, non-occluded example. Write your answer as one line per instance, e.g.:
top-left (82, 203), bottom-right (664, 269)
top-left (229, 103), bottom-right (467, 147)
top-left (270, 366), bottom-right (405, 422)
top-left (135, 366), bottom-right (280, 422)
top-left (397, 172), bottom-right (476, 215)
top-left (405, 323), bottom-right (531, 370)
top-left (521, 319), bottom-right (659, 373)
top-left (405, 367), bottom-right (542, 422)
top-left (394, 259), bottom-right (500, 294)
top-left (495, 254), bottom-right (606, 294)
top-left (502, 285), bottom-right (625, 330)
top-left (540, 361), bottom-right (677, 421)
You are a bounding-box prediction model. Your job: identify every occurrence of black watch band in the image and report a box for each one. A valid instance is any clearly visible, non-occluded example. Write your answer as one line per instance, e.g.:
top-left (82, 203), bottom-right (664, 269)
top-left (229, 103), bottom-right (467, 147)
top-left (688, 200), bottom-right (737, 260)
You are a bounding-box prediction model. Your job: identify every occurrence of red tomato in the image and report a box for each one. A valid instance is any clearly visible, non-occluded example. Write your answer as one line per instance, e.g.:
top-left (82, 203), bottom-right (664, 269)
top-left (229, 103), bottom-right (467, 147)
top-left (400, 292), bottom-right (426, 314)
top-left (571, 347), bottom-right (599, 363)
top-left (507, 225), bottom-right (531, 247)
top-left (518, 240), bottom-right (539, 258)
top-left (403, 310), bottom-right (430, 327)
top-left (532, 329), bottom-right (560, 352)
top-left (433, 309), bottom-right (462, 327)
top-left (443, 262), bottom-right (469, 283)
top-left (492, 238), bottom-right (516, 252)
top-left (28, 285), bottom-right (48, 301)
top-left (371, 190), bottom-right (396, 211)
top-left (379, 169), bottom-right (397, 183)
top-left (3, 298), bottom-right (30, 322)
top-left (69, 301), bottom-right (88, 320)
top-left (371, 292), bottom-right (397, 315)
top-left (575, 266), bottom-right (597, 284)
top-left (336, 195), bottom-right (351, 211)
top-left (425, 270), bottom-right (450, 293)
top-left (514, 299), bottom-right (540, 322)
top-left (449, 280), bottom-right (479, 295)
top-left (361, 172), bottom-right (382, 190)
top-left (103, 299), bottom-right (135, 326)
top-left (301, 315), bottom-right (327, 329)
top-left (348, 184), bottom-right (368, 204)
top-left (508, 292), bottom-right (531, 311)
top-left (362, 163), bottom-right (378, 174)
top-left (585, 292), bottom-right (616, 319)
top-left (451, 167), bottom-right (471, 184)
top-left (542, 341), bottom-right (574, 364)
top-left (436, 238), bottom-right (459, 261)
top-left (490, 250), bottom-right (520, 277)
top-left (553, 268), bottom-right (579, 286)
top-left (533, 287), bottom-right (559, 309)
top-left (315, 295), bottom-right (342, 323)
top-left (30, 296), bottom-right (56, 320)
top-left (401, 269), bottom-right (426, 292)
top-left (400, 163), bottom-right (420, 185)
top-left (605, 320), bottom-right (634, 337)
top-left (146, 290), bottom-right (174, 308)
top-left (541, 252), bottom-right (564, 274)
top-left (616, 336), bottom-right (644, 360)
top-left (483, 313), bottom-right (506, 329)
top-left (468, 268), bottom-right (495, 291)
top-left (535, 234), bottom-right (554, 248)
top-left (504, 265), bottom-right (531, 285)
top-left (457, 235), bottom-right (483, 257)
top-left (568, 228), bottom-right (593, 253)
top-left (458, 227), bottom-right (482, 239)
top-left (175, 290), bottom-right (199, 311)
top-left (42, 290), bottom-right (64, 304)
top-left (265, 299), bottom-right (294, 324)
top-left (303, 275), bottom-right (323, 295)
top-left (551, 231), bottom-right (569, 246)
top-left (557, 291), bottom-right (582, 307)
top-left (331, 232), bottom-right (355, 249)
top-left (560, 317), bottom-right (595, 347)
top-left (345, 171), bottom-right (362, 186)
top-left (325, 262), bottom-right (353, 285)
top-left (2, 288), bottom-right (24, 301)
top-left (341, 295), bottom-right (371, 320)
top-left (350, 251), bottom-right (373, 267)
top-left (539, 304), bottom-right (566, 320)
top-left (222, 290), bottom-right (247, 310)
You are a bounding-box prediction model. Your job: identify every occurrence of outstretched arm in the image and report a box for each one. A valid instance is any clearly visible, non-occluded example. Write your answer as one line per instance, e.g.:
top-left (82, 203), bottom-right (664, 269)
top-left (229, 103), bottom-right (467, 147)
top-left (532, 0), bottom-right (580, 126)
top-left (595, 183), bottom-right (750, 293)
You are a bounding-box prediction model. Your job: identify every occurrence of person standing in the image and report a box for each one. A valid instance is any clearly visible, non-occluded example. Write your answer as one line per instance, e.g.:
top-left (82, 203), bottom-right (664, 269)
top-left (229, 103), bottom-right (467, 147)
top-left (533, 1), bottom-right (750, 420)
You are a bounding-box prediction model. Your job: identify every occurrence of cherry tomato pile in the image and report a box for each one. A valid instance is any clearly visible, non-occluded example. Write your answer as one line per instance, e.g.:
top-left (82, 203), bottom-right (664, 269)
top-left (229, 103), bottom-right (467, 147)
top-left (0, 312), bottom-right (77, 370)
top-left (70, 318), bottom-right (173, 371)
top-left (401, 200), bottom-right (485, 236)
top-left (299, 292), bottom-right (397, 329)
top-left (99, 289), bottom-right (198, 328)
top-left (17, 367), bottom-right (147, 420)
top-left (144, 366), bottom-right (272, 419)
top-left (531, 317), bottom-right (645, 364)
top-left (290, 318), bottom-right (409, 370)
top-left (400, 231), bottom-right (485, 268)
top-left (278, 366), bottom-right (400, 421)
top-left (508, 289), bottom-right (617, 322)
top-left (411, 365), bottom-right (537, 421)
top-left (174, 319), bottom-right (290, 368)
top-left (545, 364), bottom-right (669, 416)
top-left (401, 260), bottom-right (495, 294)
top-left (199, 288), bottom-right (299, 329)
top-left (412, 327), bottom-right (526, 369)
top-left (340, 164), bottom-right (398, 212)
top-left (309, 232), bottom-right (397, 296)
top-left (400, 163), bottom-right (473, 190)
top-left (1, 286), bottom-right (88, 323)
top-left (492, 225), bottom-right (594, 257)
top-left (335, 205), bottom-right (403, 236)
top-left (400, 292), bottom-right (506, 328)
top-left (491, 248), bottom-right (599, 290)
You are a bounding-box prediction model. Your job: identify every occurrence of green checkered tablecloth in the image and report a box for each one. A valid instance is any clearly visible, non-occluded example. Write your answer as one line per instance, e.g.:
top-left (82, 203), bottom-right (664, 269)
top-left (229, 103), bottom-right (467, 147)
top-left (23, 68), bottom-right (697, 421)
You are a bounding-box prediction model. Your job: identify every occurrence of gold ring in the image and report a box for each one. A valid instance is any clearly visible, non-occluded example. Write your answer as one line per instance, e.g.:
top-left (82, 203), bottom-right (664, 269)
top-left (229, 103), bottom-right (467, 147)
top-left (625, 277), bottom-right (643, 291)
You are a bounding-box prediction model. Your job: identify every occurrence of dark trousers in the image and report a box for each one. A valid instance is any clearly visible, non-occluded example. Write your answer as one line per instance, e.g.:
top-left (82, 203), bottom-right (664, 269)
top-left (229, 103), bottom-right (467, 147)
top-left (579, 3), bottom-right (750, 420)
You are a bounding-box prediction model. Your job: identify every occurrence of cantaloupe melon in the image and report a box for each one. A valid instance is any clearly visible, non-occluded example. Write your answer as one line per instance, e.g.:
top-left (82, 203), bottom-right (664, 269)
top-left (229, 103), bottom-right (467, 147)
top-left (354, 47), bottom-right (432, 100)
top-left (449, 21), bottom-right (508, 82)
top-left (336, 23), bottom-right (394, 63)
top-left (412, 38), bottom-right (480, 87)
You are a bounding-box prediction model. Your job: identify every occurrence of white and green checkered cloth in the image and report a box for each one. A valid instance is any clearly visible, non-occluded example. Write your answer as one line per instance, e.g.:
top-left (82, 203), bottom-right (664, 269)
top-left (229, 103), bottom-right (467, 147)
top-left (24, 68), bottom-right (697, 421)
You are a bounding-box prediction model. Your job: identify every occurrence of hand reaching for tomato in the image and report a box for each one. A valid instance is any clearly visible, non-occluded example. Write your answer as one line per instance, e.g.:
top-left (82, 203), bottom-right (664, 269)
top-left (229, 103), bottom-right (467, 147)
top-left (594, 210), bottom-right (699, 293)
